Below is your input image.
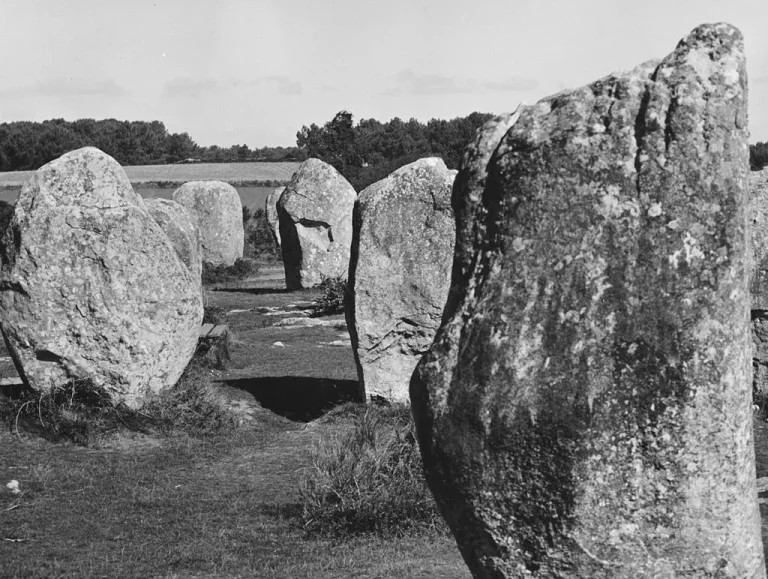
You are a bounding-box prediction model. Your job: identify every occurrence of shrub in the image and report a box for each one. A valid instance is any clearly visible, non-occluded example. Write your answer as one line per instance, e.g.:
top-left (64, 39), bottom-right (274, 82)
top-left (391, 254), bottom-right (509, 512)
top-left (201, 258), bottom-right (260, 286)
top-left (1, 361), bottom-right (238, 445)
top-left (244, 207), bottom-right (280, 260)
top-left (0, 200), bottom-right (14, 234)
top-left (312, 276), bottom-right (347, 317)
top-left (298, 402), bottom-right (447, 537)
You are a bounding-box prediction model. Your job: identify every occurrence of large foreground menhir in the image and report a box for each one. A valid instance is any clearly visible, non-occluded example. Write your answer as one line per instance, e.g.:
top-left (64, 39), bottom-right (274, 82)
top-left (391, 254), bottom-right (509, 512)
top-left (411, 23), bottom-right (764, 578)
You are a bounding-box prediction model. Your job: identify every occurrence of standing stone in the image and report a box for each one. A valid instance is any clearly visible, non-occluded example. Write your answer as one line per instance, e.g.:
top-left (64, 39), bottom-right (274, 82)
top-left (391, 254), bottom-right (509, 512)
top-left (278, 159), bottom-right (356, 289)
top-left (348, 158), bottom-right (456, 402)
top-left (146, 198), bottom-right (203, 292)
top-left (411, 24), bottom-right (764, 578)
top-left (172, 180), bottom-right (243, 266)
top-left (0, 147), bottom-right (203, 409)
top-left (265, 186), bottom-right (285, 250)
top-left (751, 169), bottom-right (768, 397)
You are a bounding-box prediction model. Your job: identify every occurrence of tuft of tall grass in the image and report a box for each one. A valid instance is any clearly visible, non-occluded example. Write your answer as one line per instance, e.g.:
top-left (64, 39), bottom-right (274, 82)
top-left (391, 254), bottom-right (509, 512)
top-left (298, 402), bottom-right (447, 538)
top-left (1, 379), bottom-right (151, 445)
top-left (139, 360), bottom-right (239, 436)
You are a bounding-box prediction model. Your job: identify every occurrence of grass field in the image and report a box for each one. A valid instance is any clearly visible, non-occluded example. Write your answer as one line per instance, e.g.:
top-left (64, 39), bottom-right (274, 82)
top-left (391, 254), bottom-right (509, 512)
top-left (0, 162), bottom-right (301, 188)
top-left (0, 266), bottom-right (471, 579)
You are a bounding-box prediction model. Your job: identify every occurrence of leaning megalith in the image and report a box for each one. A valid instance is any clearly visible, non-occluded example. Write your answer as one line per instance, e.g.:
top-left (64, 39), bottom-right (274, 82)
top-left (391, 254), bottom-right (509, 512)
top-left (751, 169), bottom-right (768, 396)
top-left (0, 147), bottom-right (203, 409)
top-left (348, 158), bottom-right (456, 402)
top-left (146, 198), bottom-right (203, 292)
top-left (278, 159), bottom-right (356, 289)
top-left (172, 180), bottom-right (244, 266)
top-left (411, 23), bottom-right (764, 578)
top-left (265, 186), bottom-right (285, 250)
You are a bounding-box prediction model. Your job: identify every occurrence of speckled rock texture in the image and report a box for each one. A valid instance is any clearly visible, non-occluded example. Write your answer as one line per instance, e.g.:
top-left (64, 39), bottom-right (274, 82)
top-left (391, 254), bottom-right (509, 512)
top-left (265, 187), bottom-right (285, 250)
top-left (145, 198), bottom-right (203, 293)
top-left (172, 180), bottom-right (244, 266)
top-left (411, 24), bottom-right (764, 578)
top-left (0, 147), bottom-right (203, 409)
top-left (277, 159), bottom-right (356, 289)
top-left (347, 158), bottom-right (456, 402)
top-left (750, 170), bottom-right (768, 395)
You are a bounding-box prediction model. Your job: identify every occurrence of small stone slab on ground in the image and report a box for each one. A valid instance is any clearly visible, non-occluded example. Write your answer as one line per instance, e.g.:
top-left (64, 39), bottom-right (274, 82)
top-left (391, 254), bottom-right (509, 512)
top-left (273, 317), bottom-right (344, 328)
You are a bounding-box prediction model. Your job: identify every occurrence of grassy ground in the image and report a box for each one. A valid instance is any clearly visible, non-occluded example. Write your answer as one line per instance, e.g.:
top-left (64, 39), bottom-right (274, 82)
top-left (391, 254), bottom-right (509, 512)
top-left (0, 265), bottom-right (470, 579)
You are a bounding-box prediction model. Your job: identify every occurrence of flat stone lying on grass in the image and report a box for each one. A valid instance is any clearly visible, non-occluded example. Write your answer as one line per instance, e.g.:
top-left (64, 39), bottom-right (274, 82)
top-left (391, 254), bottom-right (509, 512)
top-left (411, 23), bottom-right (764, 578)
top-left (0, 147), bottom-right (202, 409)
top-left (273, 317), bottom-right (344, 328)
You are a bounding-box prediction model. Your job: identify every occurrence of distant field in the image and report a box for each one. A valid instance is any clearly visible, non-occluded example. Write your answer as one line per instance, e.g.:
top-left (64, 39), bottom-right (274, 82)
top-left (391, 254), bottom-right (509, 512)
top-left (0, 161), bottom-right (301, 188)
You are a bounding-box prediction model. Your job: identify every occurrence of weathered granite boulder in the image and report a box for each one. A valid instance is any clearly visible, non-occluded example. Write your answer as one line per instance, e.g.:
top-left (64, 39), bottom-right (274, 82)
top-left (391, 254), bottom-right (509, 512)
top-left (172, 181), bottom-right (243, 266)
top-left (145, 198), bottom-right (203, 291)
top-left (348, 158), bottom-right (456, 402)
top-left (265, 187), bottom-right (284, 250)
top-left (411, 23), bottom-right (764, 578)
top-left (751, 169), bottom-right (768, 396)
top-left (0, 147), bottom-right (203, 408)
top-left (278, 159), bottom-right (356, 289)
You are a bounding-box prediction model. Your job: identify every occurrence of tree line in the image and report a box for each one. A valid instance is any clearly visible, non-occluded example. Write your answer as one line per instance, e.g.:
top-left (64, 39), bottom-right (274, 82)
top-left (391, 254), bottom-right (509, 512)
top-left (0, 118), bottom-right (305, 171)
top-left (1, 115), bottom-right (766, 182)
top-left (296, 110), bottom-right (494, 191)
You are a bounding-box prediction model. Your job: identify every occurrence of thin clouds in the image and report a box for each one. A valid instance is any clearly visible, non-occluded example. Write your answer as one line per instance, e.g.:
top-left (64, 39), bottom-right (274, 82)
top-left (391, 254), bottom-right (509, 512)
top-left (163, 77), bottom-right (219, 97)
top-left (162, 75), bottom-right (303, 97)
top-left (0, 77), bottom-right (129, 98)
top-left (385, 68), bottom-right (538, 96)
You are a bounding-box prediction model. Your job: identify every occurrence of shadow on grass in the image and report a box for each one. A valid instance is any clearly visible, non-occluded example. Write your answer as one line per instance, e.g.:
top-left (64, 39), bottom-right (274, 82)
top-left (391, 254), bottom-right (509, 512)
top-left (222, 376), bottom-right (361, 422)
top-left (211, 287), bottom-right (294, 295)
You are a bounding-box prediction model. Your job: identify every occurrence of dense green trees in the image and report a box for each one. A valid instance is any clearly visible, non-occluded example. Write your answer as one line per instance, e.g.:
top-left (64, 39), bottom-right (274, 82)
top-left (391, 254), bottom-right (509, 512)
top-left (0, 119), bottom-right (306, 171)
top-left (296, 110), bottom-right (494, 190)
top-left (752, 142), bottom-right (768, 171)
top-left (2, 114), bottom-right (765, 176)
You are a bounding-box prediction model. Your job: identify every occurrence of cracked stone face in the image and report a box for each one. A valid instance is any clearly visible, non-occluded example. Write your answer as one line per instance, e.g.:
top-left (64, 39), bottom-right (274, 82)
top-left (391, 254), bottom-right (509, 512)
top-left (0, 147), bottom-right (203, 409)
top-left (411, 23), bottom-right (764, 578)
top-left (277, 158), bottom-right (356, 290)
top-left (347, 157), bottom-right (456, 402)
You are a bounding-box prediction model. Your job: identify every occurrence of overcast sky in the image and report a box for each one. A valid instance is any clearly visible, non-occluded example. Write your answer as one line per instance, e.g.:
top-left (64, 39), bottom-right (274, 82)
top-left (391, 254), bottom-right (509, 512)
top-left (1, 0), bottom-right (766, 148)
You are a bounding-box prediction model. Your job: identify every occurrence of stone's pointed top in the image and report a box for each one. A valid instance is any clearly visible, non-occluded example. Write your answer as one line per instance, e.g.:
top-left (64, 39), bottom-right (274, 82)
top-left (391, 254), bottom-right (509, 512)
top-left (682, 22), bottom-right (744, 50)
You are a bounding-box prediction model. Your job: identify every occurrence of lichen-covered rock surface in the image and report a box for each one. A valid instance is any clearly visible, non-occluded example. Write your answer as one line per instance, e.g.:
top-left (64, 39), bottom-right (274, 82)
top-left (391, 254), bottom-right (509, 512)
top-left (751, 169), bottom-right (768, 396)
top-left (347, 158), bottom-right (455, 402)
top-left (411, 24), bottom-right (764, 578)
top-left (146, 197), bottom-right (203, 292)
top-left (0, 147), bottom-right (203, 408)
top-left (172, 180), bottom-right (243, 266)
top-left (277, 159), bottom-right (356, 289)
top-left (265, 186), bottom-right (285, 250)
